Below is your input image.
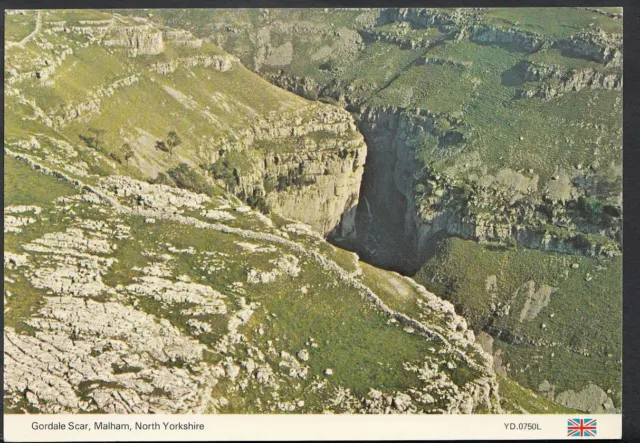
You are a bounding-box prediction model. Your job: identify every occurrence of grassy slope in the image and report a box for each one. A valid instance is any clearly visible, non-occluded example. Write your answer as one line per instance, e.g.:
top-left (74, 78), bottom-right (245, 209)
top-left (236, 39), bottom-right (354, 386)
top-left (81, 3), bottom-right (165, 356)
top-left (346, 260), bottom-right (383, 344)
top-left (479, 7), bottom-right (622, 38)
top-left (372, 39), bottom-right (621, 185)
top-left (414, 236), bottom-right (622, 406)
top-left (5, 10), bottom-right (37, 42)
top-left (3, 162), bottom-right (462, 411)
top-left (5, 11), bottom-right (314, 183)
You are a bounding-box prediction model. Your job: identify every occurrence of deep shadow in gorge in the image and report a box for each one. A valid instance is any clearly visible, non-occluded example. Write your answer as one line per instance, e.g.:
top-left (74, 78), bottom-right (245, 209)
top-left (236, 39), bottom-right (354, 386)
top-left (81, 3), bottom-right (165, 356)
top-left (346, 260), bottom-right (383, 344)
top-left (329, 117), bottom-right (423, 276)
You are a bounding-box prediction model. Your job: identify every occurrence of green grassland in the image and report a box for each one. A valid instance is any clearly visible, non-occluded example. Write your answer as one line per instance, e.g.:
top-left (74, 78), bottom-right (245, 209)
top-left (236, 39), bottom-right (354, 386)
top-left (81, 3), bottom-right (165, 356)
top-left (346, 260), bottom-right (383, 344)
top-left (4, 155), bottom-right (78, 208)
top-left (41, 9), bottom-right (114, 24)
top-left (371, 38), bottom-right (621, 185)
top-left (414, 235), bottom-right (621, 406)
top-left (479, 7), bottom-right (622, 39)
top-left (5, 11), bottom-right (37, 42)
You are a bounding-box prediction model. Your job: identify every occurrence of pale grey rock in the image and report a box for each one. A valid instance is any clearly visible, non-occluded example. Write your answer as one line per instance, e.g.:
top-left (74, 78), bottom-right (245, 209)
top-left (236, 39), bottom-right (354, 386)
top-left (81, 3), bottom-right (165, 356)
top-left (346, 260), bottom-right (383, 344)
top-left (125, 276), bottom-right (227, 315)
top-left (152, 54), bottom-right (235, 74)
top-left (555, 383), bottom-right (617, 413)
top-left (4, 205), bottom-right (42, 233)
top-left (4, 252), bottom-right (31, 269)
top-left (202, 209), bottom-right (236, 221)
top-left (297, 349), bottom-right (310, 361)
top-left (102, 26), bottom-right (164, 56)
top-left (393, 393), bottom-right (413, 412)
top-left (4, 296), bottom-right (219, 414)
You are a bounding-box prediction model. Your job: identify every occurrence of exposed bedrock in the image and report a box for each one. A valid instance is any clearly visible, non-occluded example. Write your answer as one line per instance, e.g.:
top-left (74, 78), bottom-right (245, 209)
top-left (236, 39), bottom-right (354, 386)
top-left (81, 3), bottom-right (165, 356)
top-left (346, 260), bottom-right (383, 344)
top-left (210, 106), bottom-right (367, 238)
top-left (330, 106), bottom-right (620, 275)
top-left (252, 71), bottom-right (621, 272)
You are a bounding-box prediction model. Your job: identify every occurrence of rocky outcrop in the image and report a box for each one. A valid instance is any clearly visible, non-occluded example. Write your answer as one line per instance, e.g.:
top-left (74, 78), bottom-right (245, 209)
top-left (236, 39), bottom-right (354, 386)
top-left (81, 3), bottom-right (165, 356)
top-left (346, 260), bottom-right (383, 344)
top-left (261, 147), bottom-right (365, 239)
top-left (359, 28), bottom-right (439, 50)
top-left (518, 61), bottom-right (622, 100)
top-left (578, 7), bottom-right (622, 19)
top-left (263, 72), bottom-right (337, 102)
top-left (4, 205), bottom-right (42, 233)
top-left (48, 75), bottom-right (139, 126)
top-left (469, 25), bottom-right (548, 53)
top-left (163, 29), bottom-right (203, 47)
top-left (559, 29), bottom-right (622, 67)
top-left (209, 105), bottom-right (367, 238)
top-left (421, 57), bottom-right (472, 70)
top-left (5, 46), bottom-right (73, 86)
top-left (151, 54), bottom-right (235, 75)
top-left (4, 298), bottom-right (218, 414)
top-left (103, 26), bottom-right (164, 56)
top-left (555, 384), bottom-right (617, 413)
top-left (376, 7), bottom-right (468, 28)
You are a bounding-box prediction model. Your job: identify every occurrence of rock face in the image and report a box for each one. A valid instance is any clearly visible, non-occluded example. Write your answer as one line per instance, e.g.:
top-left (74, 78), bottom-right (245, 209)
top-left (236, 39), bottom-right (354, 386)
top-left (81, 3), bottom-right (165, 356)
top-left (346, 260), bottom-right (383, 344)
top-left (555, 384), bottom-right (617, 413)
top-left (163, 29), bottom-right (203, 47)
top-left (342, 105), bottom-right (620, 272)
top-left (208, 105), bottom-right (367, 238)
top-left (519, 61), bottom-right (622, 100)
top-left (103, 26), bottom-right (164, 55)
top-left (5, 298), bottom-right (216, 414)
top-left (377, 7), bottom-right (467, 28)
top-left (469, 25), bottom-right (547, 53)
top-left (152, 55), bottom-right (235, 75)
top-left (559, 29), bottom-right (622, 67)
top-left (258, 143), bottom-right (365, 239)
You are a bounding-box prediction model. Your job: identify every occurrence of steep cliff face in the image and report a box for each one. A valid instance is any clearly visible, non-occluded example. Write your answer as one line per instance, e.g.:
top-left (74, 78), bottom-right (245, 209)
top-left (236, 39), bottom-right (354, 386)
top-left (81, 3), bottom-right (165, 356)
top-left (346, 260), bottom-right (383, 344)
top-left (345, 106), bottom-right (620, 274)
top-left (155, 7), bottom-right (621, 266)
top-left (559, 29), bottom-right (622, 67)
top-left (151, 54), bottom-right (235, 75)
top-left (207, 105), bottom-right (367, 237)
top-left (468, 25), bottom-right (547, 52)
top-left (103, 26), bottom-right (165, 55)
top-left (262, 146), bottom-right (365, 239)
top-left (518, 61), bottom-right (622, 100)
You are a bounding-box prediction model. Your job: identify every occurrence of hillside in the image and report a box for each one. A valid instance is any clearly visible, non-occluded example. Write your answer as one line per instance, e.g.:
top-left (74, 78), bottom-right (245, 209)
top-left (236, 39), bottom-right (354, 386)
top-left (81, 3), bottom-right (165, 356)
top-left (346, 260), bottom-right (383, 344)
top-left (5, 9), bottom-right (365, 237)
top-left (136, 7), bottom-right (623, 413)
top-left (4, 8), bottom-right (618, 415)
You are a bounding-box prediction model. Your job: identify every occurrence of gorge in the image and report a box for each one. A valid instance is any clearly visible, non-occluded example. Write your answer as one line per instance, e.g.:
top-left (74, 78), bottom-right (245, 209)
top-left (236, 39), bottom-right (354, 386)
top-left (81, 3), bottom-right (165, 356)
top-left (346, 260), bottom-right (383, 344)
top-left (4, 7), bottom-right (622, 415)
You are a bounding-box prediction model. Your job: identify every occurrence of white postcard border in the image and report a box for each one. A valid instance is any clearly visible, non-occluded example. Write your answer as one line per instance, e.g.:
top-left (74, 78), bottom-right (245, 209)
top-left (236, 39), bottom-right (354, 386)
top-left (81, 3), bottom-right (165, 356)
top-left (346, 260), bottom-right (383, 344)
top-left (4, 413), bottom-right (622, 441)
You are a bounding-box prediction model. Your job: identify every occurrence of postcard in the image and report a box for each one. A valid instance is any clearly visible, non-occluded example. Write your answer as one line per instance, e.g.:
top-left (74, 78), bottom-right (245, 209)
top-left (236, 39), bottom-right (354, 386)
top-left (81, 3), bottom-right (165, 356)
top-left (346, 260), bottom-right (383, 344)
top-left (4, 7), bottom-right (623, 441)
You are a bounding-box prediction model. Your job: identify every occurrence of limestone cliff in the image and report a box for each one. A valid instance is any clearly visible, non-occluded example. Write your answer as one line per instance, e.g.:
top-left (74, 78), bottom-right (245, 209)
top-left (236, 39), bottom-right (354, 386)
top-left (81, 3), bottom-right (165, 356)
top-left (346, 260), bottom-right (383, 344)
top-left (206, 105), bottom-right (367, 238)
top-left (103, 25), bottom-right (164, 55)
top-left (468, 25), bottom-right (547, 52)
top-left (559, 29), bottom-right (622, 67)
top-left (518, 61), bottom-right (622, 100)
top-left (348, 106), bottom-right (620, 272)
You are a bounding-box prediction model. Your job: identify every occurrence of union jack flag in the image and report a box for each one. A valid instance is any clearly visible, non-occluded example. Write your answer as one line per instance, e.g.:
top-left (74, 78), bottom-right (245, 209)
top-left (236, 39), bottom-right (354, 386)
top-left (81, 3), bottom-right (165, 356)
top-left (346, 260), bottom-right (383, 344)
top-left (567, 418), bottom-right (597, 437)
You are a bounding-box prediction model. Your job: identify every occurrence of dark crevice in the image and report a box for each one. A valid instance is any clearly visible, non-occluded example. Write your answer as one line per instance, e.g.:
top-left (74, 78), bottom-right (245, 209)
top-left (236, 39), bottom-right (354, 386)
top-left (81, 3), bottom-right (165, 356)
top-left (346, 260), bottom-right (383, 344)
top-left (328, 117), bottom-right (423, 276)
